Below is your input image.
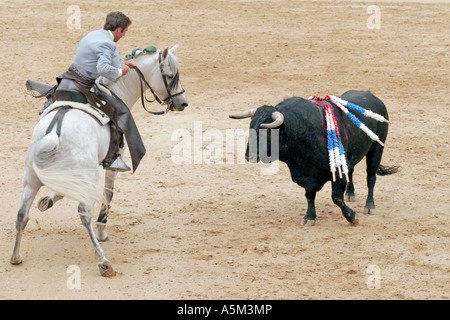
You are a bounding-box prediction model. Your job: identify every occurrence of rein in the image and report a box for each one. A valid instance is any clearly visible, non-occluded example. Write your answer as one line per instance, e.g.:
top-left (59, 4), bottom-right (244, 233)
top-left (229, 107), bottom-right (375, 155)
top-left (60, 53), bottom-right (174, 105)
top-left (134, 51), bottom-right (185, 116)
top-left (134, 66), bottom-right (165, 115)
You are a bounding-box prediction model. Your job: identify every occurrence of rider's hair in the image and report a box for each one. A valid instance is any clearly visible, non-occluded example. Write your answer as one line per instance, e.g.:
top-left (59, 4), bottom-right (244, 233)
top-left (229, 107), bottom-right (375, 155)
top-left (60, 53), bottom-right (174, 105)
top-left (103, 12), bottom-right (131, 32)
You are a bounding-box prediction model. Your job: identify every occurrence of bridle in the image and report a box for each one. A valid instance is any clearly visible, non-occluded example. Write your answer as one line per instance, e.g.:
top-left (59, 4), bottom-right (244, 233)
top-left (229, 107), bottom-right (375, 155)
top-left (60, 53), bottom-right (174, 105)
top-left (134, 51), bottom-right (185, 115)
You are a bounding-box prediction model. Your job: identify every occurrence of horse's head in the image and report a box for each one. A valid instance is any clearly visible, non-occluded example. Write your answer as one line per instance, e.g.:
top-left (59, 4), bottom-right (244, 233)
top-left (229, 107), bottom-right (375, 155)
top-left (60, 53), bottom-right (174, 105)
top-left (144, 44), bottom-right (188, 112)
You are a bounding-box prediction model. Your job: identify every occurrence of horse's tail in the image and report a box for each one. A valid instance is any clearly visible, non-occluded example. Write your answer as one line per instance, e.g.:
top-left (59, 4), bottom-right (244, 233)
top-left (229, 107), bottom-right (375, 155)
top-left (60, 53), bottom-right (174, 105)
top-left (377, 164), bottom-right (401, 176)
top-left (32, 131), bottom-right (105, 212)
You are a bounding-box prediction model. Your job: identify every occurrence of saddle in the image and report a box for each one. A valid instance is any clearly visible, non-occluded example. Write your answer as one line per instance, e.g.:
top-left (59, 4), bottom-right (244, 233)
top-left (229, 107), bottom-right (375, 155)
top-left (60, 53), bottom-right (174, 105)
top-left (26, 78), bottom-right (110, 125)
top-left (28, 64), bottom-right (100, 108)
top-left (54, 65), bottom-right (98, 106)
top-left (26, 80), bottom-right (54, 98)
top-left (40, 100), bottom-right (110, 125)
top-left (54, 78), bottom-right (88, 104)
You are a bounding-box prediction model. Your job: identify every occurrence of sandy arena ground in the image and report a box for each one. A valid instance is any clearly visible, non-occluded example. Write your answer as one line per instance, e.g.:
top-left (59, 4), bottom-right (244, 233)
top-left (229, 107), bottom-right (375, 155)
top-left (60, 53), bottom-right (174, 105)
top-left (0, 0), bottom-right (448, 300)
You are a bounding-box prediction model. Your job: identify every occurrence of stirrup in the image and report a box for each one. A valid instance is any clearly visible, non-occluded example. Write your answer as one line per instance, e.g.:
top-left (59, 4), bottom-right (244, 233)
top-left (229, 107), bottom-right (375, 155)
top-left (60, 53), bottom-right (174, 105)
top-left (103, 155), bottom-right (130, 172)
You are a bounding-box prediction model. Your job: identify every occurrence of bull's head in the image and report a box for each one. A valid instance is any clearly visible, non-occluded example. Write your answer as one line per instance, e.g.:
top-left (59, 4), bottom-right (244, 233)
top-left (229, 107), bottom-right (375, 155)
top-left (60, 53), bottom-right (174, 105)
top-left (229, 106), bottom-right (283, 163)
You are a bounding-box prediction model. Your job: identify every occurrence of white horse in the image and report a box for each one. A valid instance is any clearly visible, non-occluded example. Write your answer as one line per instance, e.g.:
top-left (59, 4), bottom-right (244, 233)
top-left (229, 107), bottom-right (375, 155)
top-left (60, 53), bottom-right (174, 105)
top-left (11, 45), bottom-right (188, 276)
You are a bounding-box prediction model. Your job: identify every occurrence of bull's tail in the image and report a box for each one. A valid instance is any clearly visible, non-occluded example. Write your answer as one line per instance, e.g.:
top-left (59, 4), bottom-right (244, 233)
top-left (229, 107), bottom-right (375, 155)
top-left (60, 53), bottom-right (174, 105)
top-left (376, 164), bottom-right (400, 176)
top-left (32, 131), bottom-right (105, 213)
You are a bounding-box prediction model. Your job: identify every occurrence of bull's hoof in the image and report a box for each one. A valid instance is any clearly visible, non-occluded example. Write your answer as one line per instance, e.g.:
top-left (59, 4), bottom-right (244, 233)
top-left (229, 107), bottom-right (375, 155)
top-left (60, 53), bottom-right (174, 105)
top-left (364, 207), bottom-right (375, 215)
top-left (301, 219), bottom-right (316, 227)
top-left (99, 260), bottom-right (116, 277)
top-left (348, 213), bottom-right (359, 225)
top-left (37, 196), bottom-right (53, 212)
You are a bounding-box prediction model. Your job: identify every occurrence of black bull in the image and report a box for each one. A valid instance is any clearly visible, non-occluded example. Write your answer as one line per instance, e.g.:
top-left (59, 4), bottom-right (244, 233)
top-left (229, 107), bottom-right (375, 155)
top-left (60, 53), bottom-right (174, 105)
top-left (230, 90), bottom-right (399, 225)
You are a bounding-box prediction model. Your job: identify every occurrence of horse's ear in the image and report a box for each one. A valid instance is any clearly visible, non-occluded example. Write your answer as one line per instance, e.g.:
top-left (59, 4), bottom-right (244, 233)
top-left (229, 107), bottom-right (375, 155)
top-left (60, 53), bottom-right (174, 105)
top-left (169, 44), bottom-right (179, 54)
top-left (162, 48), bottom-right (169, 60)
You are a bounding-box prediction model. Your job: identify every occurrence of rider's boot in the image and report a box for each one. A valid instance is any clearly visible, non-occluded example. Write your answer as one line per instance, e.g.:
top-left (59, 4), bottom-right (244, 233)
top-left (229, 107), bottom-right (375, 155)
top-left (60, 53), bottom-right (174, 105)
top-left (102, 123), bottom-right (131, 172)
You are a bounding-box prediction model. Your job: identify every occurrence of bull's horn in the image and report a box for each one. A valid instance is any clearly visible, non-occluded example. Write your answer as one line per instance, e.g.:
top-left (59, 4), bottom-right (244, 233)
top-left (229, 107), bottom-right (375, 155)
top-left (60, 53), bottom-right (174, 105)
top-left (229, 108), bottom-right (257, 119)
top-left (260, 111), bottom-right (284, 129)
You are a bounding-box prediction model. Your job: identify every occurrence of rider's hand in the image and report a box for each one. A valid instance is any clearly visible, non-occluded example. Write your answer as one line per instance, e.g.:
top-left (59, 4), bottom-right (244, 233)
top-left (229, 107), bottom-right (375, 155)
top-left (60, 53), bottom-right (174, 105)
top-left (124, 59), bottom-right (136, 69)
top-left (121, 63), bottom-right (130, 76)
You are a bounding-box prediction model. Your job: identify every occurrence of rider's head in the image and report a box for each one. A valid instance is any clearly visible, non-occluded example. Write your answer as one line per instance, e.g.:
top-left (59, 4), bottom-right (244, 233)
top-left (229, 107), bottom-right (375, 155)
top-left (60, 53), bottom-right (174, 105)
top-left (103, 12), bottom-right (131, 42)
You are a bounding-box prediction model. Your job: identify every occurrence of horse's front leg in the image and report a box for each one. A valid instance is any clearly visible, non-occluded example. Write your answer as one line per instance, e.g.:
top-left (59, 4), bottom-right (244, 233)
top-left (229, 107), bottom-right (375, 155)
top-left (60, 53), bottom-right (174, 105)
top-left (79, 203), bottom-right (115, 277)
top-left (95, 169), bottom-right (118, 241)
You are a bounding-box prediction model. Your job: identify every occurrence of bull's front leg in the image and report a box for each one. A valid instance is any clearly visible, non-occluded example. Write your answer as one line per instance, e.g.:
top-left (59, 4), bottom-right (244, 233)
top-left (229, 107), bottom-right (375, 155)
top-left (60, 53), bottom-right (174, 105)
top-left (301, 189), bottom-right (317, 226)
top-left (332, 179), bottom-right (359, 225)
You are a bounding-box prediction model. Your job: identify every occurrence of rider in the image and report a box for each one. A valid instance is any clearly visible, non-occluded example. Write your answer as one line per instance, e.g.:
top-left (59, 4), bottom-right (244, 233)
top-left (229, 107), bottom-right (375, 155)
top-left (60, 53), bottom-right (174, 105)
top-left (56, 11), bottom-right (145, 172)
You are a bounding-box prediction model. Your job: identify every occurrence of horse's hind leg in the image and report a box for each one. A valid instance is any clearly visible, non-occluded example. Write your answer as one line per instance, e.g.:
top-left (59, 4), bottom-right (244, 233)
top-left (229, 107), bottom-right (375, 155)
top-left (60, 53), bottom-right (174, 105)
top-left (78, 203), bottom-right (115, 277)
top-left (11, 183), bottom-right (41, 265)
top-left (95, 170), bottom-right (118, 241)
top-left (37, 193), bottom-right (64, 212)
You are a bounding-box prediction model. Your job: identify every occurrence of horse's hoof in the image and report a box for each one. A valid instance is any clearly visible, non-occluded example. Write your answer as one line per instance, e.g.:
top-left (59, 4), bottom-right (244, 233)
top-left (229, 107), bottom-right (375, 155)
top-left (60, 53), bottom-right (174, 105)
top-left (364, 207), bottom-right (375, 215)
top-left (10, 254), bottom-right (23, 265)
top-left (96, 232), bottom-right (109, 242)
top-left (37, 196), bottom-right (53, 212)
top-left (95, 223), bottom-right (108, 242)
top-left (99, 260), bottom-right (116, 277)
top-left (301, 219), bottom-right (316, 227)
top-left (100, 267), bottom-right (116, 277)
